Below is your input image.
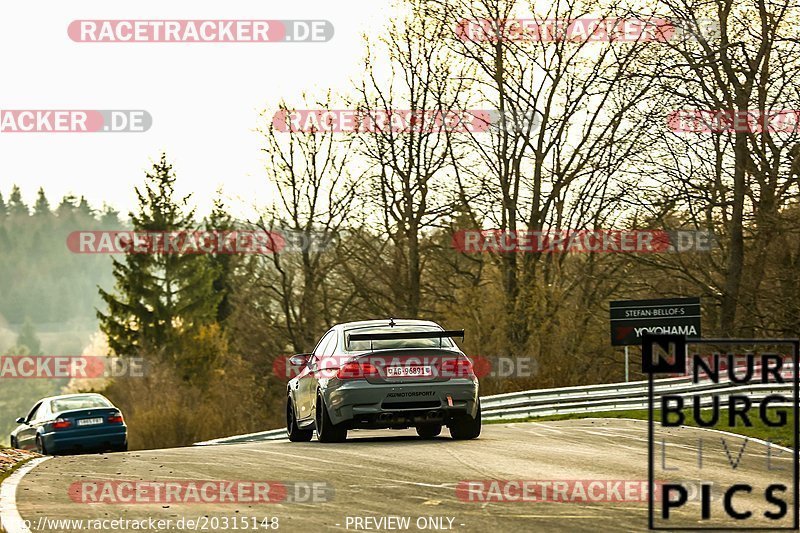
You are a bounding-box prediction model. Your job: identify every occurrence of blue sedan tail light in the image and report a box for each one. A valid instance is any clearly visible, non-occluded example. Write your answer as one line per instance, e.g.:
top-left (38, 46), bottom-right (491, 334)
top-left (52, 417), bottom-right (72, 430)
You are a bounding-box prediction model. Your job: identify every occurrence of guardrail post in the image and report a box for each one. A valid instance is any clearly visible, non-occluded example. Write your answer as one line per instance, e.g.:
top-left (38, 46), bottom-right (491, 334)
top-left (624, 345), bottom-right (629, 382)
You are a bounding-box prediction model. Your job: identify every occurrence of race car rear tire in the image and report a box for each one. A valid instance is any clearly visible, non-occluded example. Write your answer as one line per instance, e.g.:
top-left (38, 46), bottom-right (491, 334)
top-left (416, 424), bottom-right (442, 439)
top-left (449, 400), bottom-right (481, 440)
top-left (287, 399), bottom-right (313, 442)
top-left (316, 394), bottom-right (347, 443)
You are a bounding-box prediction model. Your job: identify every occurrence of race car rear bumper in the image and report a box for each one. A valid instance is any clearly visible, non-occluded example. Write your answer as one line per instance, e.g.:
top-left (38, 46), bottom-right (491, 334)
top-left (321, 378), bottom-right (479, 427)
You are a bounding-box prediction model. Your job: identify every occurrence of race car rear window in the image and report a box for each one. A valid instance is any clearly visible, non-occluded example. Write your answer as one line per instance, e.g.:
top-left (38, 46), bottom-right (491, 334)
top-left (345, 326), bottom-right (455, 351)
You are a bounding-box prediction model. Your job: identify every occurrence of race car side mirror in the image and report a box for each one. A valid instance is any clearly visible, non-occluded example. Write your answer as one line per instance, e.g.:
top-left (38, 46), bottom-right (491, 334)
top-left (289, 354), bottom-right (311, 367)
top-left (15, 417), bottom-right (25, 424)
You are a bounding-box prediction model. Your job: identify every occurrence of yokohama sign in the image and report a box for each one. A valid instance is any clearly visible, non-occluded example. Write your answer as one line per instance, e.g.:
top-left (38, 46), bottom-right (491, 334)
top-left (609, 297), bottom-right (701, 346)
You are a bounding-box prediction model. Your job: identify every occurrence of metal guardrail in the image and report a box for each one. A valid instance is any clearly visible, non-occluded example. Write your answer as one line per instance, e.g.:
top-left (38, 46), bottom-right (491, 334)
top-left (480, 371), bottom-right (794, 421)
top-left (194, 371), bottom-right (795, 445)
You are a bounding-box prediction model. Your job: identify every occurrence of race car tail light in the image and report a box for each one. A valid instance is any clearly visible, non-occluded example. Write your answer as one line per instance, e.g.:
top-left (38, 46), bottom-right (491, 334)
top-left (441, 358), bottom-right (474, 377)
top-left (337, 361), bottom-right (379, 380)
top-left (108, 413), bottom-right (124, 424)
top-left (52, 418), bottom-right (72, 430)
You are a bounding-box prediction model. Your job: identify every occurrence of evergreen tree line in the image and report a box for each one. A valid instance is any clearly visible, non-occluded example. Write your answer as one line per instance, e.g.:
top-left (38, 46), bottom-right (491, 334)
top-left (0, 185), bottom-right (122, 327)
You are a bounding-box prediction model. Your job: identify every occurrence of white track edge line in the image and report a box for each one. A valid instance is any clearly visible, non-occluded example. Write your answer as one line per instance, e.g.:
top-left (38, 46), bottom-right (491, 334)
top-left (591, 416), bottom-right (795, 454)
top-left (0, 457), bottom-right (51, 533)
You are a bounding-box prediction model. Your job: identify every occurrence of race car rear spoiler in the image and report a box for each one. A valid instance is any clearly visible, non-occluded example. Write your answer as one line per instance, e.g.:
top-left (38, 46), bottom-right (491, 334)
top-left (347, 330), bottom-right (465, 349)
top-left (348, 330), bottom-right (464, 341)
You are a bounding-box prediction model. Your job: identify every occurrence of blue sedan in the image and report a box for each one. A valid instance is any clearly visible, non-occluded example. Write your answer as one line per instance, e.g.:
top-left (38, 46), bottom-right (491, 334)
top-left (10, 393), bottom-right (127, 455)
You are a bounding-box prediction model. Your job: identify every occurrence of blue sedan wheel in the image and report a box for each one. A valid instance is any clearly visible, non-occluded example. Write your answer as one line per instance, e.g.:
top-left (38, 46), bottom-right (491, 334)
top-left (35, 435), bottom-right (48, 455)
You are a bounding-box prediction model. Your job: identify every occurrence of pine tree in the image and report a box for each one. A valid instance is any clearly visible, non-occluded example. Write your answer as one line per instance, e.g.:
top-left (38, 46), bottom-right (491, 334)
top-left (7, 185), bottom-right (28, 217)
top-left (100, 204), bottom-right (121, 227)
top-left (15, 317), bottom-right (42, 355)
top-left (56, 195), bottom-right (77, 218)
top-left (33, 187), bottom-right (50, 216)
top-left (0, 191), bottom-right (7, 219)
top-left (97, 154), bottom-right (221, 361)
top-left (206, 194), bottom-right (236, 324)
top-left (77, 196), bottom-right (93, 217)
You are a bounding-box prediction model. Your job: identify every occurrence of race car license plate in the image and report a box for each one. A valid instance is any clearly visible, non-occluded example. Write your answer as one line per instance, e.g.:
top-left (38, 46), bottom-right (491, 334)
top-left (77, 417), bottom-right (103, 426)
top-left (386, 366), bottom-right (432, 377)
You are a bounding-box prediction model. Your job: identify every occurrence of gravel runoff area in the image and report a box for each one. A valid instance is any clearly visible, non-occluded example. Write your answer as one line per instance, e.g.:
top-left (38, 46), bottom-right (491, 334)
top-left (0, 448), bottom-right (40, 479)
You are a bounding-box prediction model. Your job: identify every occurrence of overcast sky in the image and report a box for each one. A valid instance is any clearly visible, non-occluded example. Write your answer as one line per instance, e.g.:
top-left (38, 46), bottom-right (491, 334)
top-left (0, 1), bottom-right (387, 219)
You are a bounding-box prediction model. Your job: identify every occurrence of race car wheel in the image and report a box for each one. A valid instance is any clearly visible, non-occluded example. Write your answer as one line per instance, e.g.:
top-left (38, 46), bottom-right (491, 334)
top-left (416, 424), bottom-right (442, 439)
top-left (316, 393), bottom-right (347, 443)
top-left (287, 398), bottom-right (313, 442)
top-left (449, 400), bottom-right (481, 440)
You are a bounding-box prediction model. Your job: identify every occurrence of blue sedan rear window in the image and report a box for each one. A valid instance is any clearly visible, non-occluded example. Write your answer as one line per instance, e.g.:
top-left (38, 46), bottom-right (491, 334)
top-left (51, 395), bottom-right (112, 412)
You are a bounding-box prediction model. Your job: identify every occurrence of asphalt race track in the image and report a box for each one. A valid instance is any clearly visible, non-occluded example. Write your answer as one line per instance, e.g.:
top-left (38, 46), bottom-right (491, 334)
top-left (10, 419), bottom-right (796, 532)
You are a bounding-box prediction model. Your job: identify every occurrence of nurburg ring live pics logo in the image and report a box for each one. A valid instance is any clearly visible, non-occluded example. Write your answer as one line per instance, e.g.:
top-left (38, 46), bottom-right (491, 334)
top-left (643, 334), bottom-right (799, 530)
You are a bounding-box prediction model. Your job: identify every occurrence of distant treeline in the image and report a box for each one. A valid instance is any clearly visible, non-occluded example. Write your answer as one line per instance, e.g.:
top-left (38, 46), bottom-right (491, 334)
top-left (0, 186), bottom-right (122, 326)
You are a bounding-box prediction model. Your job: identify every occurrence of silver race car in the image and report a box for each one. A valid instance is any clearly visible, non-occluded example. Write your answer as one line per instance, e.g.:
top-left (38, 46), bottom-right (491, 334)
top-left (286, 319), bottom-right (481, 442)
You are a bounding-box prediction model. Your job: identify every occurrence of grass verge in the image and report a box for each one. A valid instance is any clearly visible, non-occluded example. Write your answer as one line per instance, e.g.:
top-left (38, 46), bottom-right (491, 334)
top-left (0, 455), bottom-right (36, 485)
